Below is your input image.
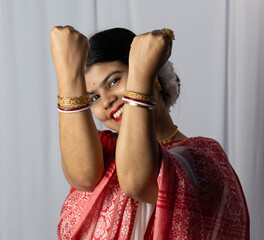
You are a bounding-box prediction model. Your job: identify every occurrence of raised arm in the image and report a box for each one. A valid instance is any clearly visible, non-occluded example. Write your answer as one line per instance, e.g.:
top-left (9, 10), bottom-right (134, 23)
top-left (50, 26), bottom-right (104, 190)
top-left (115, 30), bottom-right (172, 204)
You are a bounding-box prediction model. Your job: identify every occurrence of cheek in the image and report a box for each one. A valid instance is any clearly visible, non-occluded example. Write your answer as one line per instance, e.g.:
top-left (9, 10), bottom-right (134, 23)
top-left (118, 84), bottom-right (126, 96)
top-left (91, 105), bottom-right (104, 121)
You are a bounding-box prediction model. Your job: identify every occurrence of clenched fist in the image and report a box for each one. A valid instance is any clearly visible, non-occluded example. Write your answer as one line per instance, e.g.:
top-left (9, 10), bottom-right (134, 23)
top-left (50, 26), bottom-right (89, 83)
top-left (128, 30), bottom-right (173, 81)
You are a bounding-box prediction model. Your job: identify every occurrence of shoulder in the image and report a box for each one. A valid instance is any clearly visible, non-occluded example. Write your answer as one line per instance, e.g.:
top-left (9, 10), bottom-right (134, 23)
top-left (162, 137), bottom-right (229, 177)
top-left (163, 137), bottom-right (225, 154)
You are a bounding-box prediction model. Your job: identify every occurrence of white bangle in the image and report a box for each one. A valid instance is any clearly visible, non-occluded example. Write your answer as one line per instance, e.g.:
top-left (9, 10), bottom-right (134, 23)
top-left (57, 104), bottom-right (91, 113)
top-left (122, 97), bottom-right (155, 110)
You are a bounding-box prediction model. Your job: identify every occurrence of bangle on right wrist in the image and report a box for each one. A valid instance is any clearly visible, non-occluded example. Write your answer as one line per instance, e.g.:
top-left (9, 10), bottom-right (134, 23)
top-left (124, 90), bottom-right (156, 105)
top-left (57, 93), bottom-right (92, 113)
top-left (57, 93), bottom-right (90, 106)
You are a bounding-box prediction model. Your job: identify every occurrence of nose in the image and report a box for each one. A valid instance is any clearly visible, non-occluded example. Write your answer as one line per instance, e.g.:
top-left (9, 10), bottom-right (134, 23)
top-left (101, 92), bottom-right (116, 109)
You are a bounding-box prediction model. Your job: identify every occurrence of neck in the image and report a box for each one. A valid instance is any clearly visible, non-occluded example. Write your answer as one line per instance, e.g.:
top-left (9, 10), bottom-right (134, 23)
top-left (155, 106), bottom-right (176, 142)
top-left (155, 104), bottom-right (187, 143)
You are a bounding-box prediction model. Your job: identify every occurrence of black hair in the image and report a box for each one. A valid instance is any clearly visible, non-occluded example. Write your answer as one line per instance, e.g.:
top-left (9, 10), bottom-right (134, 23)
top-left (86, 28), bottom-right (180, 108)
top-left (86, 28), bottom-right (136, 67)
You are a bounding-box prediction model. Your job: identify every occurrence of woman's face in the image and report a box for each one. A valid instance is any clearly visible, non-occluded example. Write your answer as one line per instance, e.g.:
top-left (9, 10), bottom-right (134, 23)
top-left (85, 61), bottom-right (128, 132)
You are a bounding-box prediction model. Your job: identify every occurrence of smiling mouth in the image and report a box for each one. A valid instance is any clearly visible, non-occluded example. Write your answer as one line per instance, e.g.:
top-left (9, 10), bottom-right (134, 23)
top-left (110, 103), bottom-right (125, 121)
top-left (113, 105), bottom-right (124, 119)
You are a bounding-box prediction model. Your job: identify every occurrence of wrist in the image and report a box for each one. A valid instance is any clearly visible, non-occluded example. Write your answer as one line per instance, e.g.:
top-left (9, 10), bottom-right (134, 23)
top-left (126, 73), bottom-right (155, 96)
top-left (57, 67), bottom-right (85, 82)
top-left (57, 73), bottom-right (87, 97)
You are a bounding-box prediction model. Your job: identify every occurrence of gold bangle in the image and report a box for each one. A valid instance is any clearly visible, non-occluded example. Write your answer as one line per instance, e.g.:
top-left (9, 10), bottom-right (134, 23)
top-left (124, 91), bottom-right (156, 104)
top-left (57, 93), bottom-right (90, 106)
top-left (57, 103), bottom-right (91, 110)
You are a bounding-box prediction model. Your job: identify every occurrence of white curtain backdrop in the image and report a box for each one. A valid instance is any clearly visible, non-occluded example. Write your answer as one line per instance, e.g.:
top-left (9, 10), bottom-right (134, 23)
top-left (0, 0), bottom-right (263, 239)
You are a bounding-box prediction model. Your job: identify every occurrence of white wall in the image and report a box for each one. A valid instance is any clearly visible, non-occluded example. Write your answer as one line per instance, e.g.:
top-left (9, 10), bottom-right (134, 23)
top-left (0, 0), bottom-right (263, 239)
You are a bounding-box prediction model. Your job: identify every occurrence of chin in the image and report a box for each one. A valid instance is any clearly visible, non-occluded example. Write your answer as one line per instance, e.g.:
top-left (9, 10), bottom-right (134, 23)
top-left (103, 122), bottom-right (121, 133)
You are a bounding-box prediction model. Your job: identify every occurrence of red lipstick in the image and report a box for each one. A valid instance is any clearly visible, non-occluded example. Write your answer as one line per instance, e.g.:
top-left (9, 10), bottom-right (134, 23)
top-left (110, 103), bottom-right (125, 121)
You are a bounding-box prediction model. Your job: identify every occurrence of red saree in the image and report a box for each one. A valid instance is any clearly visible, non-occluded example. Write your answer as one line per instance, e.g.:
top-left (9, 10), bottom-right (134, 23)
top-left (58, 131), bottom-right (249, 239)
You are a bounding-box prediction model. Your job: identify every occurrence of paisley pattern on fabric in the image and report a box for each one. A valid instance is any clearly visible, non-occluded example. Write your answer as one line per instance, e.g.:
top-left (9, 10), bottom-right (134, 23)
top-left (58, 131), bottom-right (249, 240)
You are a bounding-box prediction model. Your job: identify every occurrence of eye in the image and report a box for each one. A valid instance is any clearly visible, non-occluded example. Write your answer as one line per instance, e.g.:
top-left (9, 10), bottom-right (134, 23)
top-left (109, 78), bottom-right (120, 88)
top-left (91, 95), bottom-right (100, 102)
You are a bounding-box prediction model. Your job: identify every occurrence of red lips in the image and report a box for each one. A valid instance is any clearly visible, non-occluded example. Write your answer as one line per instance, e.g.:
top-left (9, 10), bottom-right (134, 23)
top-left (110, 103), bottom-right (125, 121)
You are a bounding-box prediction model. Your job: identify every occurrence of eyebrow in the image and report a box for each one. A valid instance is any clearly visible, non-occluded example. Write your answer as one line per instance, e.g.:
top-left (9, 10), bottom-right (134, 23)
top-left (87, 71), bottom-right (124, 95)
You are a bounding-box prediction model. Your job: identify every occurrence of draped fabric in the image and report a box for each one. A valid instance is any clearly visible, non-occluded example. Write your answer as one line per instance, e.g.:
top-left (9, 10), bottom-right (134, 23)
top-left (58, 131), bottom-right (249, 239)
top-left (0, 0), bottom-right (263, 239)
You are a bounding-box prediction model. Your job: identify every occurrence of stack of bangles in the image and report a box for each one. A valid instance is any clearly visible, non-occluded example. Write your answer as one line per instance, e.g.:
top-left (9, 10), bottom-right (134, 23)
top-left (57, 93), bottom-right (92, 113)
top-left (122, 91), bottom-right (156, 110)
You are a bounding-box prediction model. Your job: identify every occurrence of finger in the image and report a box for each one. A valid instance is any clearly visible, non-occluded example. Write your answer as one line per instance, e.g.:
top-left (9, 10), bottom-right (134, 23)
top-left (53, 26), bottom-right (63, 29)
top-left (151, 29), bottom-right (163, 37)
top-left (151, 29), bottom-right (173, 46)
top-left (64, 25), bottom-right (75, 31)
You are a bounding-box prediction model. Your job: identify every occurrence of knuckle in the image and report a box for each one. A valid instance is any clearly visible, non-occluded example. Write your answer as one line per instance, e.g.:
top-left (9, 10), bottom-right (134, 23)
top-left (50, 26), bottom-right (60, 38)
top-left (131, 36), bottom-right (139, 46)
top-left (134, 35), bottom-right (141, 41)
top-left (51, 26), bottom-right (59, 34)
top-left (64, 25), bottom-right (74, 31)
top-left (64, 26), bottom-right (71, 34)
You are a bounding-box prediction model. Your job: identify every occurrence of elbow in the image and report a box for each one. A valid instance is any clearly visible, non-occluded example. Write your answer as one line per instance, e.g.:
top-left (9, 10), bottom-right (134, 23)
top-left (120, 183), bottom-right (144, 200)
top-left (119, 180), bottom-right (139, 198)
top-left (118, 174), bottom-right (158, 203)
top-left (115, 161), bottom-right (160, 203)
top-left (62, 160), bottom-right (104, 191)
top-left (69, 171), bottom-right (103, 191)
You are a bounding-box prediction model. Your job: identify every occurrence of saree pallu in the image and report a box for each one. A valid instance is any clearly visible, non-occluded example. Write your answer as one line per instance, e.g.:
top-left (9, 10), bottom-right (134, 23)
top-left (58, 131), bottom-right (249, 239)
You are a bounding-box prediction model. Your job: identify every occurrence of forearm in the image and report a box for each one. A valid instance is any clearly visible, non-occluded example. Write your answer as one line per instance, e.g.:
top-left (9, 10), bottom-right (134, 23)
top-left (50, 26), bottom-right (104, 190)
top-left (58, 75), bottom-right (104, 190)
top-left (116, 74), bottom-right (160, 202)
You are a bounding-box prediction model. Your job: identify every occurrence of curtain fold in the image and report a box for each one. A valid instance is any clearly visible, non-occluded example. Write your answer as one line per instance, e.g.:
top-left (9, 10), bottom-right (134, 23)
top-left (225, 1), bottom-right (264, 239)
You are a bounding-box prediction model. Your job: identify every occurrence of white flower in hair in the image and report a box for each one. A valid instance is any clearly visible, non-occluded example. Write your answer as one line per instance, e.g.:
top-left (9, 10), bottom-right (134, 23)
top-left (158, 61), bottom-right (180, 109)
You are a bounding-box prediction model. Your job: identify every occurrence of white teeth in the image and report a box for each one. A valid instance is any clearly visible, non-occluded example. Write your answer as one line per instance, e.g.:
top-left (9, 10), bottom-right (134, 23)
top-left (113, 106), bottom-right (124, 119)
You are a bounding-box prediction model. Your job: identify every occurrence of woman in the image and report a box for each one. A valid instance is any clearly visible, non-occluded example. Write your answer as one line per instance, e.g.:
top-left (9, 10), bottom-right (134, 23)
top-left (50, 26), bottom-right (249, 239)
